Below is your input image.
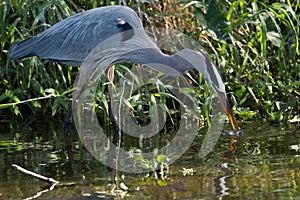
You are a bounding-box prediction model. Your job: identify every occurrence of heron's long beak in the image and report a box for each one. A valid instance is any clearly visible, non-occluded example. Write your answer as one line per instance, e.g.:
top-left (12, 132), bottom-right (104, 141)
top-left (217, 92), bottom-right (240, 130)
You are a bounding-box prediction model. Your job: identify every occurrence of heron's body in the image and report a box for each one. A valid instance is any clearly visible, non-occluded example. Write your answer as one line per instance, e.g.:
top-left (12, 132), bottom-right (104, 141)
top-left (9, 5), bottom-right (240, 131)
top-left (10, 6), bottom-right (142, 66)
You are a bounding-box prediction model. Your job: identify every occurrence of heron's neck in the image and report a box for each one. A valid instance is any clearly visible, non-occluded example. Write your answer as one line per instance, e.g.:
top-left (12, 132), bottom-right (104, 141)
top-left (121, 48), bottom-right (191, 76)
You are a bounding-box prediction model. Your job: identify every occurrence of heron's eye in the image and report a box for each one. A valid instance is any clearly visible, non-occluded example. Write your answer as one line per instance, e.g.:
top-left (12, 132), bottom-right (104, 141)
top-left (115, 18), bottom-right (134, 41)
top-left (116, 18), bottom-right (126, 25)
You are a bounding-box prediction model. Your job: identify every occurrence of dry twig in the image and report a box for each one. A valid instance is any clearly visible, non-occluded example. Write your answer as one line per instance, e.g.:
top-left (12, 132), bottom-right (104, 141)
top-left (12, 164), bottom-right (59, 183)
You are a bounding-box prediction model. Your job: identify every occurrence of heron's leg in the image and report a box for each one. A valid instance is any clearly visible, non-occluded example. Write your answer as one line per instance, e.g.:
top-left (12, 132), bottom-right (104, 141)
top-left (63, 105), bottom-right (85, 179)
top-left (64, 106), bottom-right (72, 136)
top-left (107, 66), bottom-right (120, 135)
top-left (63, 106), bottom-right (74, 162)
top-left (106, 66), bottom-right (121, 185)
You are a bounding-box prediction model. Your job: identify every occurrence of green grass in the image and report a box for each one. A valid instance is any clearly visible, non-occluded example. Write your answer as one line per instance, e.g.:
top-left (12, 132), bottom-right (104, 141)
top-left (182, 0), bottom-right (300, 123)
top-left (1, 0), bottom-right (76, 117)
top-left (1, 0), bottom-right (299, 125)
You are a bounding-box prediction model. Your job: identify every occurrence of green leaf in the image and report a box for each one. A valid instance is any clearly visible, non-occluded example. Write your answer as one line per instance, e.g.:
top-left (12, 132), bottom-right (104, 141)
top-left (32, 101), bottom-right (41, 108)
top-left (30, 79), bottom-right (46, 96)
top-left (267, 31), bottom-right (281, 47)
top-left (157, 154), bottom-right (167, 163)
top-left (247, 87), bottom-right (259, 104)
top-left (134, 155), bottom-right (143, 162)
top-left (157, 180), bottom-right (168, 186)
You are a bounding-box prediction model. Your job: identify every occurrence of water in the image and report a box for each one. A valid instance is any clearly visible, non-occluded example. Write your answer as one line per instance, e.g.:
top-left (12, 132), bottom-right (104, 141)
top-left (0, 120), bottom-right (299, 199)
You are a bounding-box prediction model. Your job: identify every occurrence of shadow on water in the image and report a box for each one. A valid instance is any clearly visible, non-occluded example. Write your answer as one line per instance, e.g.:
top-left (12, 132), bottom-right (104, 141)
top-left (0, 119), bottom-right (300, 200)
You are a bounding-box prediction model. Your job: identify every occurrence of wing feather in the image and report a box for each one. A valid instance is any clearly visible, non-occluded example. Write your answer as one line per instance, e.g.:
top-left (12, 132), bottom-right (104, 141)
top-left (10, 6), bottom-right (142, 66)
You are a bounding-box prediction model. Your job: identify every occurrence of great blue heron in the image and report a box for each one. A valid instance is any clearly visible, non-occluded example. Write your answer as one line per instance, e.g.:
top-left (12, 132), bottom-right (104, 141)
top-left (9, 5), bottom-right (240, 133)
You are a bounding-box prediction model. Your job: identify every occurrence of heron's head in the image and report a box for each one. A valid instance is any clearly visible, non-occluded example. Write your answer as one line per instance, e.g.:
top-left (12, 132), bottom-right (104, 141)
top-left (177, 49), bottom-right (240, 130)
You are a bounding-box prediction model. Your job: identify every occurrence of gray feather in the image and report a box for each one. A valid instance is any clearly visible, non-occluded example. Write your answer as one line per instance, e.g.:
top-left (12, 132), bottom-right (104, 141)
top-left (9, 6), bottom-right (142, 66)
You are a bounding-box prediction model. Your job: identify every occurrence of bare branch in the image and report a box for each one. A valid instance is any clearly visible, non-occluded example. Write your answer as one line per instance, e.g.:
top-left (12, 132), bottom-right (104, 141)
top-left (12, 164), bottom-right (59, 184)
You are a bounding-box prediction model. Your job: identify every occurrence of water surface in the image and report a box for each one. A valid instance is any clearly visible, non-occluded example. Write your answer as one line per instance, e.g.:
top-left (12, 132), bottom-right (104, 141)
top-left (0, 120), bottom-right (299, 199)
